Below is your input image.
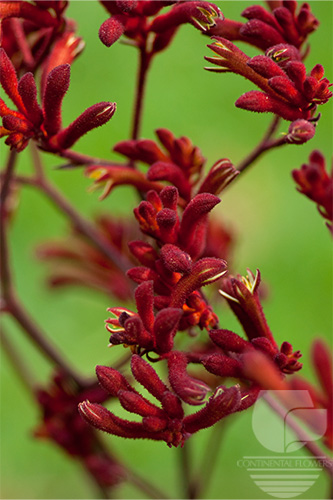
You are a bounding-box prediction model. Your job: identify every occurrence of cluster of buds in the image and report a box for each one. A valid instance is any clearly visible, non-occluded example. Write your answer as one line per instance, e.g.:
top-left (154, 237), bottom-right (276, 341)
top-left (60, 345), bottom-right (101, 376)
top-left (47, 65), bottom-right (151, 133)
top-left (98, 1), bottom-right (222, 53)
top-left (79, 173), bottom-right (304, 446)
top-left (0, 48), bottom-right (115, 152)
top-left (87, 128), bottom-right (239, 200)
top-left (208, 1), bottom-right (319, 52)
top-left (79, 354), bottom-right (256, 448)
top-left (292, 150), bottom-right (333, 233)
top-left (35, 372), bottom-right (125, 488)
top-left (205, 38), bottom-right (332, 121)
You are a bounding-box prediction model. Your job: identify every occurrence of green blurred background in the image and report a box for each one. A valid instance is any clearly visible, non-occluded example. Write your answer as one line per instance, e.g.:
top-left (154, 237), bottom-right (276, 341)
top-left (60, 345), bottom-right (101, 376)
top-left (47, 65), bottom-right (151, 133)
top-left (1, 1), bottom-right (332, 498)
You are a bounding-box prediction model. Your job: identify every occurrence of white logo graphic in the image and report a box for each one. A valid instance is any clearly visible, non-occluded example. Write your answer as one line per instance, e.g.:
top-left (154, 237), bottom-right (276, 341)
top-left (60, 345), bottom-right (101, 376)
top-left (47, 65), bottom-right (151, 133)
top-left (238, 390), bottom-right (327, 499)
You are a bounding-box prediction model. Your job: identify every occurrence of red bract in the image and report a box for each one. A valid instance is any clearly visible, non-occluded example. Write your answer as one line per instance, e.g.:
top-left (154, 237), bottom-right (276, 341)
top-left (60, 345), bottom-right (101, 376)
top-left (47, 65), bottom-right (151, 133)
top-left (98, 1), bottom-right (222, 53)
top-left (205, 38), bottom-right (332, 121)
top-left (292, 150), bottom-right (333, 233)
top-left (0, 49), bottom-right (116, 152)
top-left (79, 354), bottom-right (245, 447)
top-left (208, 1), bottom-right (319, 52)
top-left (35, 372), bottom-right (124, 488)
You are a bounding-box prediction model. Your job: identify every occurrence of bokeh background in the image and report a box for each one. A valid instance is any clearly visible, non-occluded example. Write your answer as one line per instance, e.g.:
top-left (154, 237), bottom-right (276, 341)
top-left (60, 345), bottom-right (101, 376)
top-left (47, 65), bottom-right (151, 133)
top-left (1, 1), bottom-right (332, 498)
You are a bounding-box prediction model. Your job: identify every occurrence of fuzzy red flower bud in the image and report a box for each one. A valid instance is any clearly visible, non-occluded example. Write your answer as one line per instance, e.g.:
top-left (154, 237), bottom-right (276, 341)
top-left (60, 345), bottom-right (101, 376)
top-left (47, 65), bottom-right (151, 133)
top-left (99, 16), bottom-right (126, 47)
top-left (159, 244), bottom-right (192, 274)
top-left (202, 353), bottom-right (243, 378)
top-left (96, 365), bottom-right (133, 396)
top-left (17, 73), bottom-right (43, 127)
top-left (131, 355), bottom-right (169, 402)
top-left (209, 329), bottom-right (251, 353)
top-left (0, 48), bottom-right (25, 112)
top-left (54, 102), bottom-right (116, 149)
top-left (180, 193), bottom-right (220, 258)
top-left (287, 119), bottom-right (316, 144)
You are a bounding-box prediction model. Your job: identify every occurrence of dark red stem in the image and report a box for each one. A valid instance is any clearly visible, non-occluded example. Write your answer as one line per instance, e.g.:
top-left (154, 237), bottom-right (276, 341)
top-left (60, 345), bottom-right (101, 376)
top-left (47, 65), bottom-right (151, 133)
top-left (131, 47), bottom-right (152, 141)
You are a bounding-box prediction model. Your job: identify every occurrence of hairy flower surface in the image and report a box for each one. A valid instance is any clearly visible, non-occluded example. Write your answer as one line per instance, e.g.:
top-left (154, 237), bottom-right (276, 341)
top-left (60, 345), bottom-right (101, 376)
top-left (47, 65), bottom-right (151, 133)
top-left (79, 354), bottom-right (252, 447)
top-left (205, 37), bottom-right (332, 121)
top-left (0, 49), bottom-right (116, 152)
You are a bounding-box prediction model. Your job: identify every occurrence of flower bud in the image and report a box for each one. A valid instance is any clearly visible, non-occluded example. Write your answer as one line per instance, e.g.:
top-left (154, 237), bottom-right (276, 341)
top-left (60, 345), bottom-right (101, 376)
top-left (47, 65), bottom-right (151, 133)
top-left (287, 119), bottom-right (316, 144)
top-left (54, 102), bottom-right (116, 149)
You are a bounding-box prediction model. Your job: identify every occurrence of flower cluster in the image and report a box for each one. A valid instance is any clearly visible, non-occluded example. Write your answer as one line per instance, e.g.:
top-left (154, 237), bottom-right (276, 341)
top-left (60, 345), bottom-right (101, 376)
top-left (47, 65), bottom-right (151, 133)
top-left (292, 150), bottom-right (333, 233)
top-left (0, 48), bottom-right (115, 152)
top-left (79, 179), bottom-right (303, 446)
top-left (208, 1), bottom-right (319, 52)
top-left (0, 0), bottom-right (332, 495)
top-left (98, 1), bottom-right (222, 52)
top-left (205, 38), bottom-right (332, 121)
top-left (86, 128), bottom-right (239, 200)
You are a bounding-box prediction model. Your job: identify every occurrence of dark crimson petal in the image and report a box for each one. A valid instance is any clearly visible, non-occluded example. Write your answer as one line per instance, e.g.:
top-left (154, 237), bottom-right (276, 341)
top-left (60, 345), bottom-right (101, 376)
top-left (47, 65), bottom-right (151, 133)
top-left (78, 402), bottom-right (152, 439)
top-left (240, 20), bottom-right (285, 48)
top-left (198, 159), bottom-right (239, 195)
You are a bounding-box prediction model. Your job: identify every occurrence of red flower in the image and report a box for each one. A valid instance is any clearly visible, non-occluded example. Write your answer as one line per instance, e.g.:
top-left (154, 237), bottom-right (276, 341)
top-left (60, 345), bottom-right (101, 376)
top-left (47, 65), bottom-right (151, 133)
top-left (219, 269), bottom-right (302, 374)
top-left (292, 150), bottom-right (333, 233)
top-left (205, 38), bottom-right (332, 121)
top-left (79, 354), bottom-right (244, 447)
top-left (0, 49), bottom-right (116, 152)
top-left (208, 1), bottom-right (319, 52)
top-left (98, 1), bottom-right (222, 52)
